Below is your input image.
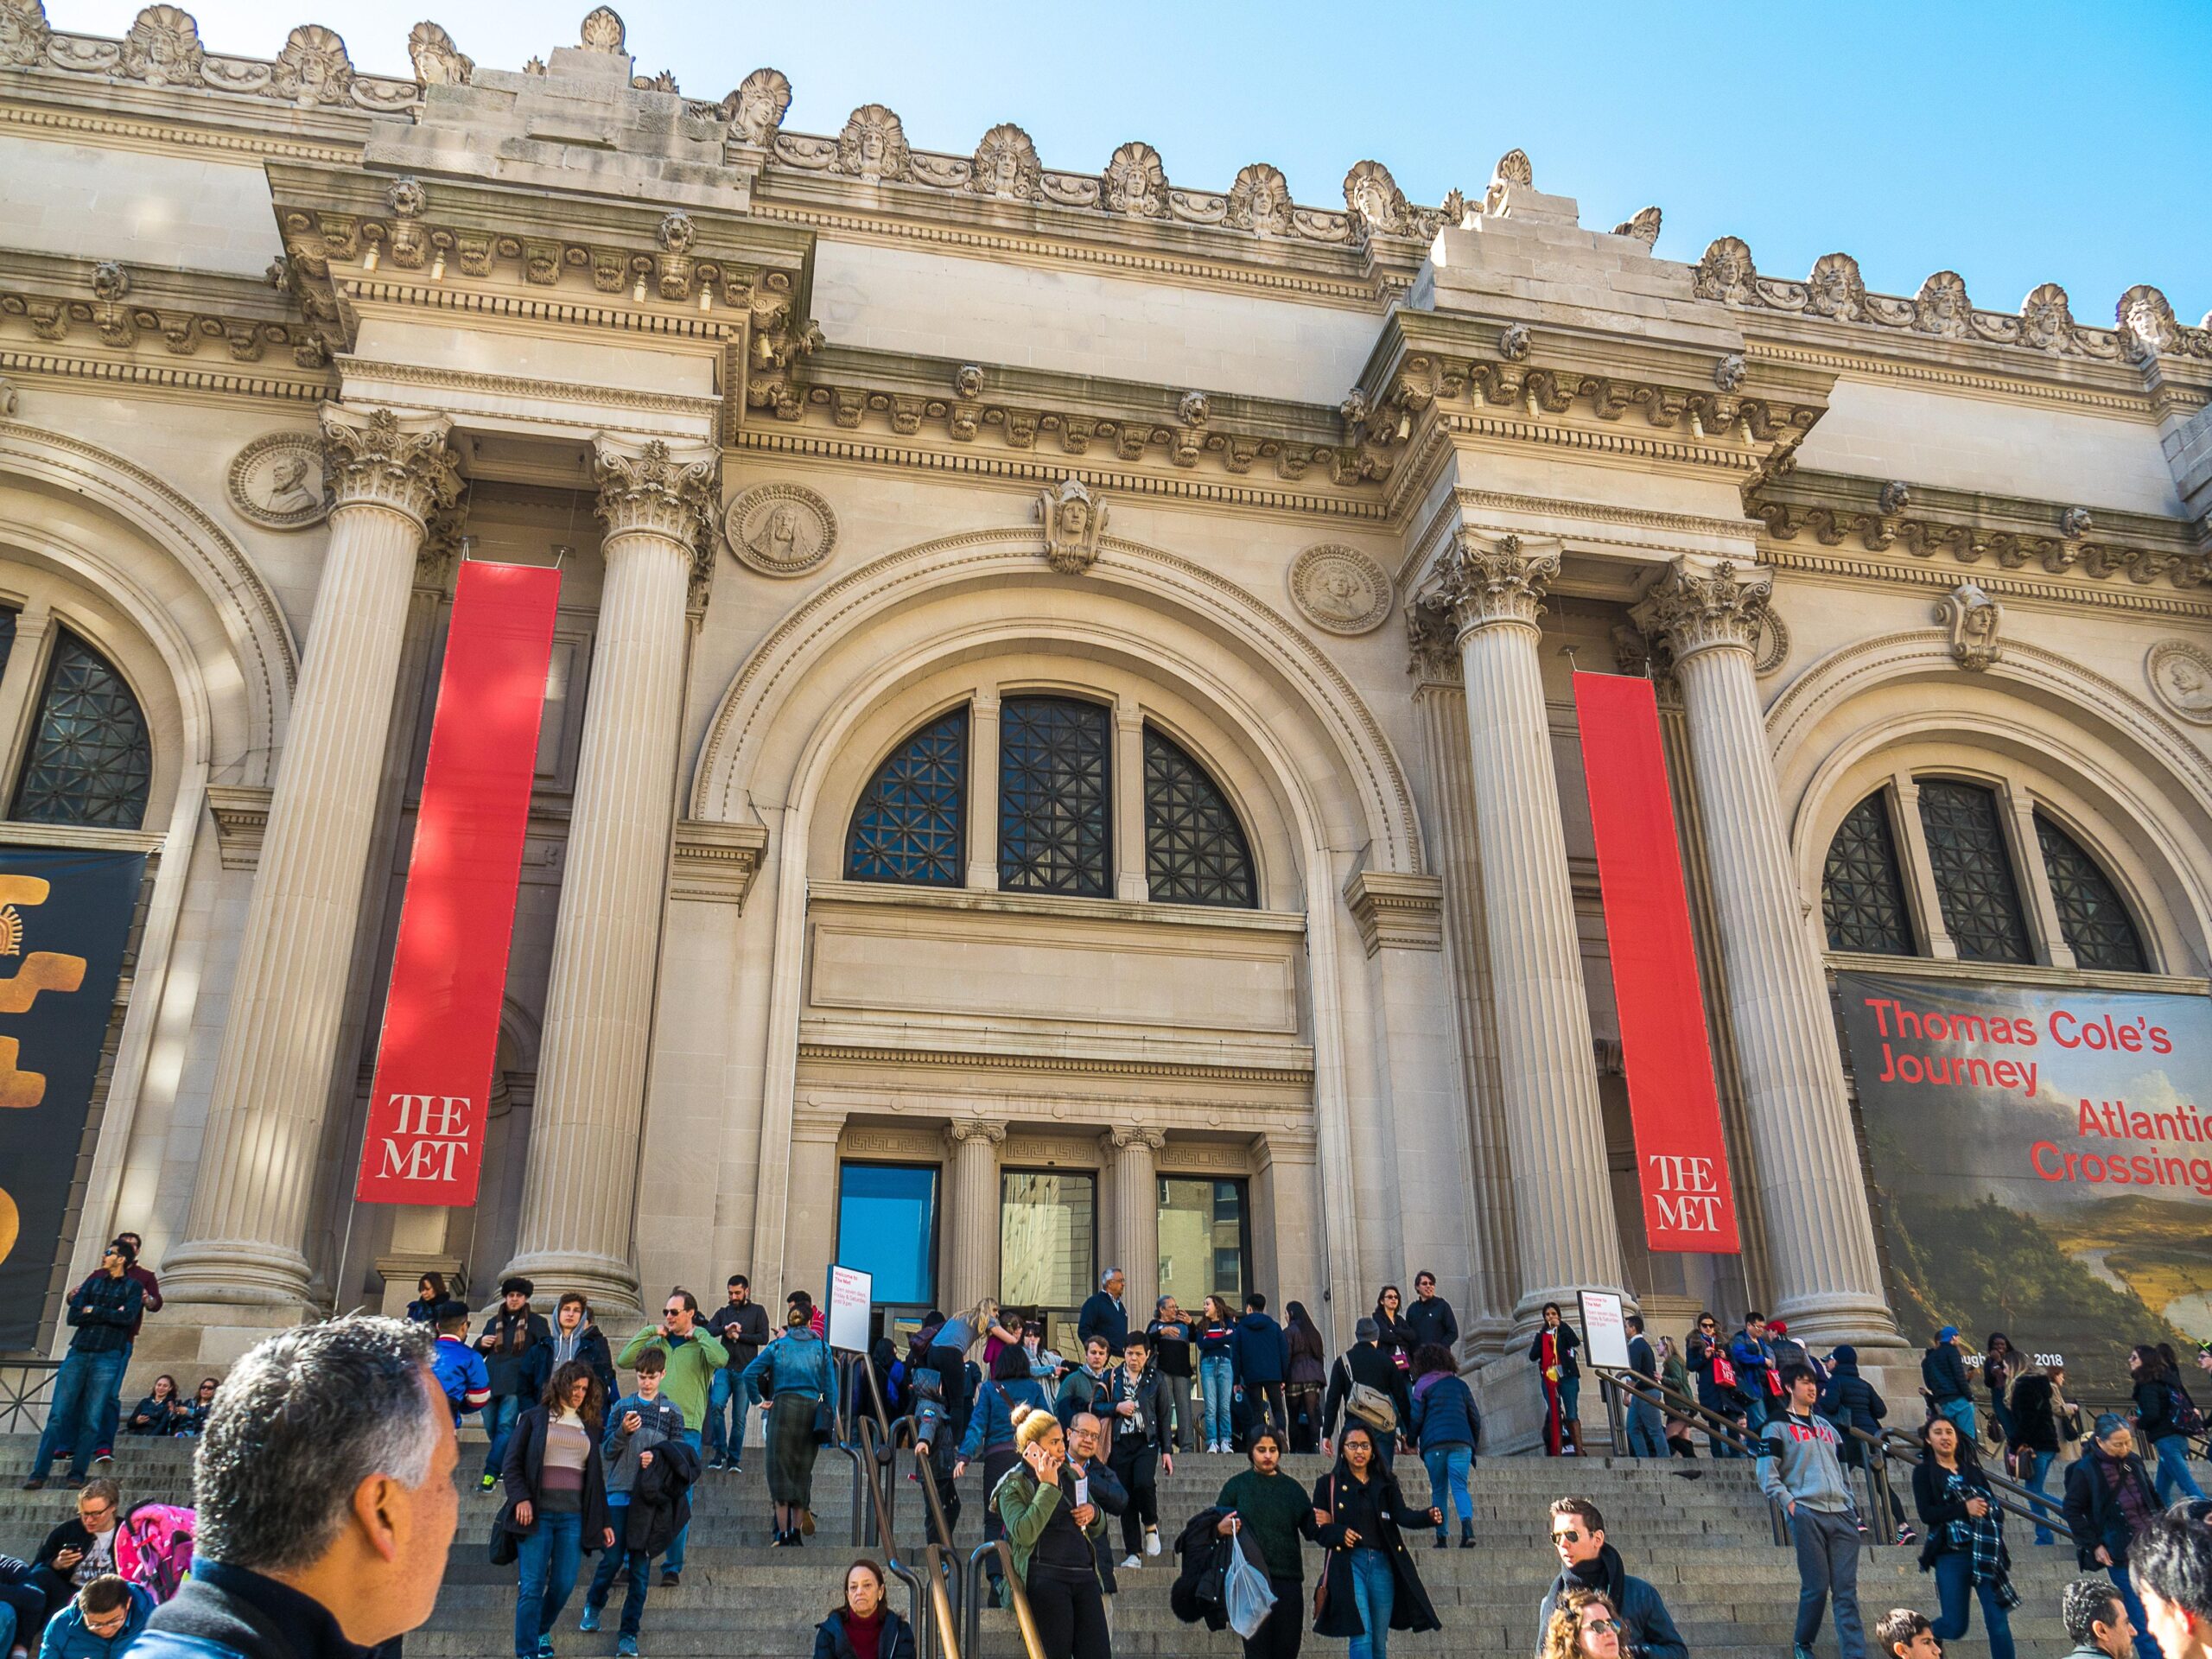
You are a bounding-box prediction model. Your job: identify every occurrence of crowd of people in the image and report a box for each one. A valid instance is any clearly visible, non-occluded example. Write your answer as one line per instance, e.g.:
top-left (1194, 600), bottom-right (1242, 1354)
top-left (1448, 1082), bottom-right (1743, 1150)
top-left (11, 1243), bottom-right (2212, 1659)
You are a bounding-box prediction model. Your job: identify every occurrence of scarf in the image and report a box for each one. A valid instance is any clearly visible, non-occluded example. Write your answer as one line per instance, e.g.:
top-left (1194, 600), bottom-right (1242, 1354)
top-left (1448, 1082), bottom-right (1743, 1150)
top-left (1942, 1466), bottom-right (2020, 1609)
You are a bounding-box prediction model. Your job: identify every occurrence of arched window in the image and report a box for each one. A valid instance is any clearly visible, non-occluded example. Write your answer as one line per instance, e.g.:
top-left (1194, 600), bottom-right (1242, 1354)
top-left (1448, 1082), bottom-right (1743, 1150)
top-left (10, 627), bottom-right (151, 830)
top-left (1916, 779), bottom-right (2031, 963)
top-left (1821, 789), bottom-right (1913, 955)
top-left (2034, 811), bottom-right (2148, 973)
top-left (1142, 725), bottom-right (1255, 908)
top-left (844, 708), bottom-right (968, 887)
top-left (998, 696), bottom-right (1110, 897)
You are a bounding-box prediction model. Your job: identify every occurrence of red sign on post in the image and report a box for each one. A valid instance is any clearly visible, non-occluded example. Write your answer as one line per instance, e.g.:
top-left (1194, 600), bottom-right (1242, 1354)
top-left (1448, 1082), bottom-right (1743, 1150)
top-left (356, 561), bottom-right (561, 1206)
top-left (1573, 671), bottom-right (1741, 1253)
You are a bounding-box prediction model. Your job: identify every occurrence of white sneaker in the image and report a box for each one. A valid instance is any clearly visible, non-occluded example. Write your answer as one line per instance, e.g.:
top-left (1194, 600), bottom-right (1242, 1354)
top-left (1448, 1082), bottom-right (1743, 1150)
top-left (1121, 1554), bottom-right (1141, 1570)
top-left (1145, 1529), bottom-right (1161, 1556)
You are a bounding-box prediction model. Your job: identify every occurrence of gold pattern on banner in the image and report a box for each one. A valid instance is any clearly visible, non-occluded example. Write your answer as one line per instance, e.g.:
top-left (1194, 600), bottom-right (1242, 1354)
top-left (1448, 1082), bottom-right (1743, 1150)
top-left (0, 874), bottom-right (91, 1109)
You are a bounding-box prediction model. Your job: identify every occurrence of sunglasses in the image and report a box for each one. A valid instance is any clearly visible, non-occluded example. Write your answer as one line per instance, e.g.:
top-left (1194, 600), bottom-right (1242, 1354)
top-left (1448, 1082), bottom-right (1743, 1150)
top-left (1552, 1529), bottom-right (1583, 1544)
top-left (1582, 1618), bottom-right (1622, 1635)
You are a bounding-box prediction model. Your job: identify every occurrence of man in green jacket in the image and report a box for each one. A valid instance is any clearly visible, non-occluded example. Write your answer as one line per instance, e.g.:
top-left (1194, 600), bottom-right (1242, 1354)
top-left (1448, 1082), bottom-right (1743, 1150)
top-left (617, 1288), bottom-right (727, 1586)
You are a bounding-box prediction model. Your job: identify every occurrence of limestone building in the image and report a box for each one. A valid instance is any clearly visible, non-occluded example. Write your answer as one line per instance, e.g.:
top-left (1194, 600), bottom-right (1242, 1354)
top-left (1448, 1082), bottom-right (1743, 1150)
top-left (3, 2), bottom-right (2209, 1438)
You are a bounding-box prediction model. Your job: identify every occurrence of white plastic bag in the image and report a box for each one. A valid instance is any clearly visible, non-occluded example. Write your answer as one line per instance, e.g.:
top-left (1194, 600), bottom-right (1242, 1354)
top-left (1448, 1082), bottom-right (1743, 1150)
top-left (1223, 1530), bottom-right (1278, 1638)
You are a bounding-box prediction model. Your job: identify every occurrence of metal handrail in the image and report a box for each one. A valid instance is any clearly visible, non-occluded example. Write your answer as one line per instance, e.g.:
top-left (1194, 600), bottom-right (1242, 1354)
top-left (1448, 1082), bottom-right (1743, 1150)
top-left (922, 1542), bottom-right (962, 1659)
top-left (1593, 1367), bottom-right (1784, 1543)
top-left (849, 1418), bottom-right (931, 1657)
top-left (856, 1357), bottom-right (969, 1643)
top-left (0, 1362), bottom-right (60, 1435)
top-left (966, 1539), bottom-right (1047, 1659)
top-left (1873, 1424), bottom-right (2063, 1535)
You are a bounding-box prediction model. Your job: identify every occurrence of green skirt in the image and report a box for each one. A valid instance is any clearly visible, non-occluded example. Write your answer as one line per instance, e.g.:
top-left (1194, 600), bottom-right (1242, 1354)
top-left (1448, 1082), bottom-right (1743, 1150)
top-left (768, 1389), bottom-right (822, 1507)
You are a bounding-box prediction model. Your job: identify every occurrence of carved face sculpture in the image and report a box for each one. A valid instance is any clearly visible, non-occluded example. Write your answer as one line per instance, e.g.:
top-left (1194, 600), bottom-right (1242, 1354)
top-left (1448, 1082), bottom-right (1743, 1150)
top-left (1356, 179), bottom-right (1390, 230)
top-left (1809, 265), bottom-right (1850, 315)
top-left (2166, 660), bottom-right (2212, 709)
top-left (861, 129), bottom-right (885, 167)
top-left (765, 503), bottom-right (798, 556)
top-left (1060, 499), bottom-right (1089, 538)
top-left (992, 149), bottom-right (1018, 192)
top-left (267, 454), bottom-right (315, 508)
top-left (1318, 569), bottom-right (1363, 616)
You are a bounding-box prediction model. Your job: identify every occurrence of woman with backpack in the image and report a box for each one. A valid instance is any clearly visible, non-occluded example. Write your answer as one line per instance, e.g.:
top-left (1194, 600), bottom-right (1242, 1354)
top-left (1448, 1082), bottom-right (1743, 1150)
top-left (2127, 1344), bottom-right (2207, 1503)
top-left (1911, 1414), bottom-right (2020, 1659)
top-left (1309, 1423), bottom-right (1441, 1659)
top-left (1285, 1301), bottom-right (1329, 1454)
top-left (1407, 1344), bottom-right (1478, 1550)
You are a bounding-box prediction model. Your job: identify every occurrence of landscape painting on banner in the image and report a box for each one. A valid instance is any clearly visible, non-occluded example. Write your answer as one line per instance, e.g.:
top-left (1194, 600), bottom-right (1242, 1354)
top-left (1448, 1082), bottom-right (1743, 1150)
top-left (1837, 969), bottom-right (2212, 1376)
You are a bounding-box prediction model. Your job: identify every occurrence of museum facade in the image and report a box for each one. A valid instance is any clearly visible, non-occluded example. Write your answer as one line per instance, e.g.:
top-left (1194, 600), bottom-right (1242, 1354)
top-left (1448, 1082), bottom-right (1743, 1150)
top-left (3, 0), bottom-right (2209, 1435)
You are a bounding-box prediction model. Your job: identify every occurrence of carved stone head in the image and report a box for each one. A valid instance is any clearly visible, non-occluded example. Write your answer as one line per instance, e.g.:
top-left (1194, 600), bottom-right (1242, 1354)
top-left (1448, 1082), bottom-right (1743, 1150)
top-left (1038, 476), bottom-right (1108, 575)
top-left (837, 104), bottom-right (910, 183)
top-left (407, 20), bottom-right (472, 86)
top-left (1102, 141), bottom-right (1168, 218)
top-left (1914, 271), bottom-right (1972, 338)
top-left (1, 0), bottom-right (53, 68)
top-left (727, 67), bottom-right (791, 146)
top-left (970, 123), bottom-right (1041, 201)
top-left (272, 22), bottom-right (352, 105)
top-left (118, 5), bottom-right (205, 86)
top-left (1936, 580), bottom-right (2003, 670)
top-left (1693, 237), bottom-right (1757, 305)
top-left (1342, 160), bottom-right (1408, 238)
top-left (2117, 283), bottom-right (2181, 360)
top-left (1227, 162), bottom-right (1292, 235)
top-left (1806, 251), bottom-right (1865, 321)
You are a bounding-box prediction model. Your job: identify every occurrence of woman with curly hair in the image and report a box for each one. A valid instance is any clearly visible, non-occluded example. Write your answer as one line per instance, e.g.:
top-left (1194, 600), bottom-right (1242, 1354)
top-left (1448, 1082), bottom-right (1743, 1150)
top-left (1541, 1588), bottom-right (1624, 1659)
top-left (497, 1359), bottom-right (613, 1659)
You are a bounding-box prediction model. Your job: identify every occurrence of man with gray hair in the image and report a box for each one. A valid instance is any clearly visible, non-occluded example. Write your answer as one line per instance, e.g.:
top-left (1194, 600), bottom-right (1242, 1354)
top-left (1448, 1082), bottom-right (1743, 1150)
top-left (130, 1315), bottom-right (459, 1659)
top-left (1078, 1268), bottom-right (1128, 1353)
top-left (2063, 1576), bottom-right (2141, 1659)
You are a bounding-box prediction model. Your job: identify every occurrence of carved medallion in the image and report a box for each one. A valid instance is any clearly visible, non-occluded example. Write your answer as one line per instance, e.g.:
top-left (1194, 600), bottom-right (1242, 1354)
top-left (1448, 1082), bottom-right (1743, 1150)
top-left (2147, 640), bottom-right (2212, 726)
top-left (723, 482), bottom-right (835, 577)
top-left (1754, 606), bottom-right (1789, 677)
top-left (1288, 543), bottom-right (1392, 636)
top-left (227, 431), bottom-right (330, 530)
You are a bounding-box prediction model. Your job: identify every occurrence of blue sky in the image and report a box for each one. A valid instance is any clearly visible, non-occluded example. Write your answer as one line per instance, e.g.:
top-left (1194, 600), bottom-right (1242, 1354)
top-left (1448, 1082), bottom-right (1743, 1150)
top-left (54, 0), bottom-right (2212, 322)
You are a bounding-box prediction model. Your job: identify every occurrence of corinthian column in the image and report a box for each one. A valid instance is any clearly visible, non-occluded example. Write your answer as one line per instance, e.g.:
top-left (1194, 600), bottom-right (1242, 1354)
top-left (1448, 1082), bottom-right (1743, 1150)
top-left (166, 407), bottom-right (461, 1307)
top-left (1104, 1127), bottom-right (1165, 1311)
top-left (1634, 558), bottom-right (1897, 1345)
top-left (942, 1117), bottom-right (1007, 1317)
top-left (506, 436), bottom-right (716, 1313)
top-left (1435, 532), bottom-right (1624, 1328)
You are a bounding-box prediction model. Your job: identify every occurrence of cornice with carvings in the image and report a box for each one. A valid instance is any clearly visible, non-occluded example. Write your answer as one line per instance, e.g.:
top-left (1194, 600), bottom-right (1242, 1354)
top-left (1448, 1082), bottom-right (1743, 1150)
top-left (1750, 468), bottom-right (2210, 594)
top-left (0, 255), bottom-right (334, 380)
top-left (796, 1040), bottom-right (1315, 1088)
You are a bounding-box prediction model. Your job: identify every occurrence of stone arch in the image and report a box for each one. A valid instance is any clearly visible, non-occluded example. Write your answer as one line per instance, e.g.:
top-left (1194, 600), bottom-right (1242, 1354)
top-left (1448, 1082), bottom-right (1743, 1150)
top-left (690, 527), bottom-right (1424, 1320)
top-left (1770, 630), bottom-right (2212, 977)
top-left (0, 420), bottom-right (298, 789)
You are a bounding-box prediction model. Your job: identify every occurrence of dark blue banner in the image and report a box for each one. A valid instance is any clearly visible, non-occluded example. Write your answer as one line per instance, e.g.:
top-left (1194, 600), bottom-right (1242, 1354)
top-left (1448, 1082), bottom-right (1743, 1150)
top-left (0, 846), bottom-right (143, 1351)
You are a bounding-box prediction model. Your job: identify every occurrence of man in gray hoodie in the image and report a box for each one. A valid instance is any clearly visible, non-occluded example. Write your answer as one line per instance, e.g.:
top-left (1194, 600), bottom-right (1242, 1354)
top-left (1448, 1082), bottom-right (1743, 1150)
top-left (1759, 1363), bottom-right (1866, 1659)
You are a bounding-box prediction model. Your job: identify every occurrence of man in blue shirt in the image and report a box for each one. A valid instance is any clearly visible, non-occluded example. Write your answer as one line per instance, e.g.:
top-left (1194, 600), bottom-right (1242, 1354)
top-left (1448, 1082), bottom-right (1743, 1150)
top-left (429, 1303), bottom-right (490, 1428)
top-left (1077, 1269), bottom-right (1129, 1353)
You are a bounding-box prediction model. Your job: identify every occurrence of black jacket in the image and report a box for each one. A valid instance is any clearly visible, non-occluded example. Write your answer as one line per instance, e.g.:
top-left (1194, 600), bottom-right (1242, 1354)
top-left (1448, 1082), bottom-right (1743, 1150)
top-left (1535, 1545), bottom-right (1688, 1659)
top-left (2063, 1448), bottom-right (2158, 1569)
top-left (626, 1436), bottom-right (702, 1558)
top-left (1913, 1457), bottom-right (2012, 1572)
top-left (2007, 1374), bottom-right (2060, 1453)
top-left (1105, 1363), bottom-right (1170, 1453)
top-left (525, 1324), bottom-right (617, 1402)
top-left (1309, 1468), bottom-right (1440, 1639)
top-left (1324, 1343), bottom-right (1411, 1442)
top-left (1818, 1363), bottom-right (1887, 1445)
top-left (1370, 1308), bottom-right (1414, 1364)
top-left (1077, 1293), bottom-right (1129, 1352)
top-left (2133, 1375), bottom-right (2192, 1441)
top-left (1922, 1343), bottom-right (1971, 1405)
top-left (1402, 1296), bottom-right (1459, 1355)
top-left (135, 1562), bottom-right (359, 1659)
top-left (1068, 1457), bottom-right (1127, 1593)
top-left (709, 1300), bottom-right (773, 1374)
top-left (811, 1608), bottom-right (918, 1659)
top-left (1169, 1505), bottom-right (1238, 1630)
top-left (1529, 1322), bottom-right (1580, 1382)
top-left (496, 1407), bottom-right (613, 1554)
top-left (480, 1306), bottom-right (553, 1398)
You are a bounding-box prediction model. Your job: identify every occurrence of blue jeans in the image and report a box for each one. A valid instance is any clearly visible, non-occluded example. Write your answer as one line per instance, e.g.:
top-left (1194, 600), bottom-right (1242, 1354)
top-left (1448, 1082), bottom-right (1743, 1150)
top-left (587, 1495), bottom-right (652, 1638)
top-left (483, 1394), bottom-right (525, 1478)
top-left (662, 1430), bottom-right (702, 1573)
top-left (2109, 1563), bottom-right (2165, 1659)
top-left (1625, 1399), bottom-right (1666, 1459)
top-left (94, 1338), bottom-right (133, 1456)
top-left (33, 1347), bottom-right (127, 1479)
top-left (514, 1510), bottom-right (583, 1658)
top-left (2152, 1434), bottom-right (2207, 1504)
top-left (706, 1370), bottom-right (751, 1464)
top-left (1936, 1396), bottom-right (1978, 1440)
top-left (1932, 1550), bottom-right (2014, 1659)
top-left (1422, 1444), bottom-right (1472, 1529)
top-left (1346, 1545), bottom-right (1395, 1659)
top-left (1743, 1389), bottom-right (1771, 1437)
top-left (2021, 1447), bottom-right (2059, 1544)
top-left (1199, 1354), bottom-right (1233, 1446)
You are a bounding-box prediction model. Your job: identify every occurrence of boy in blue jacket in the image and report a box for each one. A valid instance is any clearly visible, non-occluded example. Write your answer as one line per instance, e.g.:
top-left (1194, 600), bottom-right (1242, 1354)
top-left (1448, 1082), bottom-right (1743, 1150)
top-left (40, 1576), bottom-right (150, 1659)
top-left (429, 1302), bottom-right (491, 1427)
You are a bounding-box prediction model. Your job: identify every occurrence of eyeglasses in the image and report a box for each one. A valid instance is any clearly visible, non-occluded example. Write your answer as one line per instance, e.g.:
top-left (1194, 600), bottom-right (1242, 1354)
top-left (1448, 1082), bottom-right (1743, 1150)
top-left (1581, 1618), bottom-right (1622, 1635)
top-left (1551, 1529), bottom-right (1582, 1544)
top-left (79, 1503), bottom-right (113, 1520)
top-left (663, 1306), bottom-right (685, 1317)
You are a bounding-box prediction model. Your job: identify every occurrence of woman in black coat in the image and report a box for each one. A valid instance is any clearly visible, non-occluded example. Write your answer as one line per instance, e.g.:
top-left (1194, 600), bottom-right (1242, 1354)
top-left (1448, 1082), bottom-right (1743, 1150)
top-left (1910, 1415), bottom-right (2017, 1659)
top-left (812, 1559), bottom-right (918, 1659)
top-left (498, 1361), bottom-right (614, 1659)
top-left (1310, 1424), bottom-right (1440, 1655)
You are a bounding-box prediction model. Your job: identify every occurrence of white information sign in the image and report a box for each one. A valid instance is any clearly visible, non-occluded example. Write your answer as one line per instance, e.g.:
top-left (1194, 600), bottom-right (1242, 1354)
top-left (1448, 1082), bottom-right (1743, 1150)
top-left (1579, 1289), bottom-right (1631, 1370)
top-left (827, 1263), bottom-right (873, 1354)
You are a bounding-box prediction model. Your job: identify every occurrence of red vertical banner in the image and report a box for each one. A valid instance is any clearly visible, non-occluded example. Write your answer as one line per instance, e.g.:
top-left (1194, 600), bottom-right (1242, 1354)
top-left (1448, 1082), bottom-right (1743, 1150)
top-left (356, 561), bottom-right (561, 1205)
top-left (1573, 671), bottom-right (1741, 1253)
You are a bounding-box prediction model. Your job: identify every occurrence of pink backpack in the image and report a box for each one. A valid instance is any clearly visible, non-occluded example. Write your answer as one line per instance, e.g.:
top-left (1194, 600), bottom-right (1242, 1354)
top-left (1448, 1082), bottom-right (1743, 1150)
top-left (116, 1503), bottom-right (196, 1602)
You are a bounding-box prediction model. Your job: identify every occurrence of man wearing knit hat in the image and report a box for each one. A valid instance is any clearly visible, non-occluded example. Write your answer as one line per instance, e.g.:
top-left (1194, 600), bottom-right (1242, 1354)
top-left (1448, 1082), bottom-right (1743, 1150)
top-left (1922, 1325), bottom-right (1976, 1440)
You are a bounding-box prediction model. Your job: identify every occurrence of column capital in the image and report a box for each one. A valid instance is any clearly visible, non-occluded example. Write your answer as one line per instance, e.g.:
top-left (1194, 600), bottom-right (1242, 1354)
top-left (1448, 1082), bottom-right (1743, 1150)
top-left (946, 1116), bottom-right (1008, 1148)
top-left (1433, 531), bottom-right (1560, 634)
top-left (1632, 556), bottom-right (1771, 662)
top-left (319, 404), bottom-right (461, 530)
top-left (1103, 1125), bottom-right (1166, 1155)
top-left (1404, 595), bottom-right (1463, 687)
top-left (592, 434), bottom-right (720, 547)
